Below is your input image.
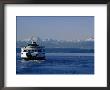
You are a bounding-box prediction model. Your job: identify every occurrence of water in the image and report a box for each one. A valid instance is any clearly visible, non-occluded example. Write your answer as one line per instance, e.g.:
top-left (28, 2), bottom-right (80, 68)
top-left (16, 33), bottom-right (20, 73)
top-left (16, 48), bottom-right (94, 74)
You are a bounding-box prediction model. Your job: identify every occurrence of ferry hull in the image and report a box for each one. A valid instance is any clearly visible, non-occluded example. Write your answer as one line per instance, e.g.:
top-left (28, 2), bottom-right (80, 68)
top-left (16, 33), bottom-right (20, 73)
top-left (21, 57), bottom-right (46, 60)
top-left (21, 53), bottom-right (45, 60)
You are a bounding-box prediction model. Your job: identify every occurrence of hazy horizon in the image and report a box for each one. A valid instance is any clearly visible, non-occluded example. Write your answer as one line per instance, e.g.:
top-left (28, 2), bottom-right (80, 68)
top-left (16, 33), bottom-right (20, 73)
top-left (16, 16), bottom-right (94, 41)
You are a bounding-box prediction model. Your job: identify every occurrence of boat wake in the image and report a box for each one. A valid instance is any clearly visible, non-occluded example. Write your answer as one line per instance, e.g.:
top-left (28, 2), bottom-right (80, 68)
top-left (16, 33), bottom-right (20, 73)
top-left (21, 59), bottom-right (45, 63)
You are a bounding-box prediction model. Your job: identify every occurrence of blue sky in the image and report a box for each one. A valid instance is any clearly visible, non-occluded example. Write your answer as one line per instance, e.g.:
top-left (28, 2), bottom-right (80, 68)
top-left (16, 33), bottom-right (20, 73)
top-left (16, 16), bottom-right (94, 41)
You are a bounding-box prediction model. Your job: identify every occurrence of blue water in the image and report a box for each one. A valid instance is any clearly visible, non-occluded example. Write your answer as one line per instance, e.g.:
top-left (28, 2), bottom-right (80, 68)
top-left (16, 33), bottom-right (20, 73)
top-left (16, 48), bottom-right (94, 74)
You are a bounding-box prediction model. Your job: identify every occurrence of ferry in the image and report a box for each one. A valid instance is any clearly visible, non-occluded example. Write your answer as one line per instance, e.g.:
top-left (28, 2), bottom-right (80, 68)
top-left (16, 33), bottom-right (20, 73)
top-left (21, 39), bottom-right (45, 60)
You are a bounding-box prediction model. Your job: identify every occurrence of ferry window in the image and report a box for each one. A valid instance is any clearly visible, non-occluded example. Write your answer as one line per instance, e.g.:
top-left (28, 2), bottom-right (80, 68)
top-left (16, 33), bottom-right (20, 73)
top-left (28, 44), bottom-right (31, 46)
top-left (23, 50), bottom-right (27, 52)
top-left (28, 44), bottom-right (38, 47)
top-left (32, 50), bottom-right (34, 52)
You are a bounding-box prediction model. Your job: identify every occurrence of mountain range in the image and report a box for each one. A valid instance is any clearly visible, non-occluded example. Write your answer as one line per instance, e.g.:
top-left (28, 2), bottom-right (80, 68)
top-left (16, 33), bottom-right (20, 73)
top-left (17, 37), bottom-right (94, 49)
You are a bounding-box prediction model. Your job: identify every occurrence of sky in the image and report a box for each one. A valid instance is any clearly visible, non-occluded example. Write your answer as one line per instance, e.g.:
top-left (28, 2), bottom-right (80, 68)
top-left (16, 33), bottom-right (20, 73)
top-left (16, 16), bottom-right (94, 41)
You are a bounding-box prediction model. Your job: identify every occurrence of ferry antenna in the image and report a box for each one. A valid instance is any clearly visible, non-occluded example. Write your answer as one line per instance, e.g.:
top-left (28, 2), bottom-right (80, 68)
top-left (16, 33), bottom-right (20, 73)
top-left (30, 36), bottom-right (34, 42)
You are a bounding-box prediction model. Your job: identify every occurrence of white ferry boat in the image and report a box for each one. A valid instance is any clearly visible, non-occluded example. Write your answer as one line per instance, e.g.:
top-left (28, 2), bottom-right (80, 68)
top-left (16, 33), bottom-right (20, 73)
top-left (21, 39), bottom-right (45, 60)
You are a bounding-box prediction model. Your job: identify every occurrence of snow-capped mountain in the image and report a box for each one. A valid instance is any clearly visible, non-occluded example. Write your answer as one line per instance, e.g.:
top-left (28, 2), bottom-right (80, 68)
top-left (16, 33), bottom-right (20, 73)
top-left (85, 37), bottom-right (94, 41)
